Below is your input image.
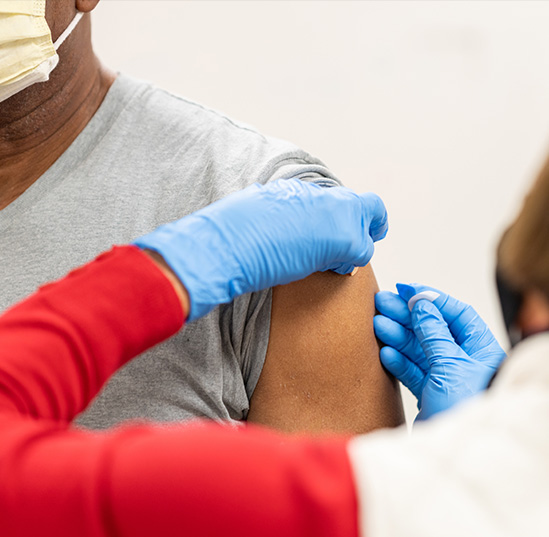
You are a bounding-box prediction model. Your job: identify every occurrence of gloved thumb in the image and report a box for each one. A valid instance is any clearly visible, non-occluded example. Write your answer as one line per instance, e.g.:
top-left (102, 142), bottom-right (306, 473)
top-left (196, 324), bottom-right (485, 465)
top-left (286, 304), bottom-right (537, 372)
top-left (410, 299), bottom-right (466, 364)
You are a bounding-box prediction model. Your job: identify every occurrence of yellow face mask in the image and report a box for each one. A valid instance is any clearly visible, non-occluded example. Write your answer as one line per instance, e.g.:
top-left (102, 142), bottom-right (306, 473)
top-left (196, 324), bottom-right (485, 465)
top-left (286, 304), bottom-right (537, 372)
top-left (0, 1), bottom-right (83, 103)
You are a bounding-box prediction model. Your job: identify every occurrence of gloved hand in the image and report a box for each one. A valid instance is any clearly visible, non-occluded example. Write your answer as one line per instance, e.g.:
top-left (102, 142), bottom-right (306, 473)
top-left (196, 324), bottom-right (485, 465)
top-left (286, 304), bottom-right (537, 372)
top-left (374, 283), bottom-right (506, 420)
top-left (134, 178), bottom-right (388, 321)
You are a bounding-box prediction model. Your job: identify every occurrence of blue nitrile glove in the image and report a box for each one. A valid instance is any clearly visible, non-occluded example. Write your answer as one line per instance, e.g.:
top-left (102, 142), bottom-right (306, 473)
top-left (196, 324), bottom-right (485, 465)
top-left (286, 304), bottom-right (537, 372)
top-left (374, 283), bottom-right (506, 420)
top-left (134, 178), bottom-right (388, 322)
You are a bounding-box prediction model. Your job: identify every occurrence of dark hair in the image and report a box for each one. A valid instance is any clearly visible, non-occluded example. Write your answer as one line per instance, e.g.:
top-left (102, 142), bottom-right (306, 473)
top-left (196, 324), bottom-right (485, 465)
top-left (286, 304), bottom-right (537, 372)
top-left (498, 153), bottom-right (549, 299)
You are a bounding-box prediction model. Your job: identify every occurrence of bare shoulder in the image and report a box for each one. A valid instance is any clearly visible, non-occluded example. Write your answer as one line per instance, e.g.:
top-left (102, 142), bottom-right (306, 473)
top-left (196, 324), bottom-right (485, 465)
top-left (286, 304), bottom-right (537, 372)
top-left (247, 265), bottom-right (405, 434)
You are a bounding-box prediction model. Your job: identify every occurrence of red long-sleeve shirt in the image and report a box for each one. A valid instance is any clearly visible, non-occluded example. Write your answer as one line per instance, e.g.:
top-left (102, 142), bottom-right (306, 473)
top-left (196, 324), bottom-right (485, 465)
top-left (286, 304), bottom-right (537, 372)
top-left (0, 246), bottom-right (358, 537)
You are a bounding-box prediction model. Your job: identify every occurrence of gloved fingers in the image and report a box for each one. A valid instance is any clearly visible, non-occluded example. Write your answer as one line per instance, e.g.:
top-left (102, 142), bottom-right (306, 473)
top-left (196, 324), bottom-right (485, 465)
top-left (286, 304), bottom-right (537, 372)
top-left (359, 192), bottom-right (388, 242)
top-left (316, 187), bottom-right (384, 273)
top-left (396, 283), bottom-right (497, 351)
top-left (246, 181), bottom-right (385, 277)
top-left (375, 291), bottom-right (413, 329)
top-left (397, 282), bottom-right (468, 330)
top-left (374, 315), bottom-right (428, 371)
top-left (379, 346), bottom-right (425, 400)
top-left (397, 283), bottom-right (449, 313)
top-left (409, 300), bottom-right (469, 365)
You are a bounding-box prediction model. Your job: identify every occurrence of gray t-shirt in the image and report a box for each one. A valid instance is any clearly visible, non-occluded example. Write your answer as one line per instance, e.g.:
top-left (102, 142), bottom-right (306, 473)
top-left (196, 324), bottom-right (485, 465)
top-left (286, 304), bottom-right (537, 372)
top-left (0, 74), bottom-right (340, 428)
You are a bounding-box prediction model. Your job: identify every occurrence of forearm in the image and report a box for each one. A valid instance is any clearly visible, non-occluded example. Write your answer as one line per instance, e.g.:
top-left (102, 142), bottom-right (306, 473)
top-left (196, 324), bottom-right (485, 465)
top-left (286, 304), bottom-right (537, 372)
top-left (0, 246), bottom-right (184, 420)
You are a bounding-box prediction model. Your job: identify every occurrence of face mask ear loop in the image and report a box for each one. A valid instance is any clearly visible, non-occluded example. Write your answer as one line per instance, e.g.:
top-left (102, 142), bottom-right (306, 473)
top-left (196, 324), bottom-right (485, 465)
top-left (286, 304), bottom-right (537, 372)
top-left (53, 11), bottom-right (84, 51)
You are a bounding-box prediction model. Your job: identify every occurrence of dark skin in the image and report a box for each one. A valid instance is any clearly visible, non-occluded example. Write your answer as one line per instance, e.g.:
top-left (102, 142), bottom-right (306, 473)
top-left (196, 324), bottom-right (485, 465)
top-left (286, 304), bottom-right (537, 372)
top-left (0, 1), bottom-right (404, 434)
top-left (0, 0), bottom-right (114, 210)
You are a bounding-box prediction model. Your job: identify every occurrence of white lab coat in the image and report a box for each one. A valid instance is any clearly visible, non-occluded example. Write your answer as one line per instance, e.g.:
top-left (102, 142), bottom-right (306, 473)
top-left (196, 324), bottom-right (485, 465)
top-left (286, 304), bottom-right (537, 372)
top-left (348, 333), bottom-right (549, 537)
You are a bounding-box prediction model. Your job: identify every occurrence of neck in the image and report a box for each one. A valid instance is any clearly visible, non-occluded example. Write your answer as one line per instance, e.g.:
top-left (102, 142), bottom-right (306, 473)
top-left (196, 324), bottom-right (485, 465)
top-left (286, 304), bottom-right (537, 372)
top-left (0, 29), bottom-right (115, 210)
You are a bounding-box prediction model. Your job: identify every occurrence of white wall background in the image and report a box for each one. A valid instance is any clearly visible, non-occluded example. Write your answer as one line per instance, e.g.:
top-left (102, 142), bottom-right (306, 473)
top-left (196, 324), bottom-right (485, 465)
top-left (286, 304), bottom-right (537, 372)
top-left (92, 0), bottom-right (549, 423)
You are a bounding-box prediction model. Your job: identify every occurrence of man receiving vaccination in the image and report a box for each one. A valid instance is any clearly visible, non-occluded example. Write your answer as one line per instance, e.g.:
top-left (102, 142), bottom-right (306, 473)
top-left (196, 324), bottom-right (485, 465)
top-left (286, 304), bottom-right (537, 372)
top-left (0, 0), bottom-right (404, 432)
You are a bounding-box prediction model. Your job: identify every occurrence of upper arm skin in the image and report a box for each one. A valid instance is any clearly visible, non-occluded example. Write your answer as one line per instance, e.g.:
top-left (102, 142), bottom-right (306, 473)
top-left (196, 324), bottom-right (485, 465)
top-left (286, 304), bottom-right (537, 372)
top-left (247, 265), bottom-right (405, 434)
